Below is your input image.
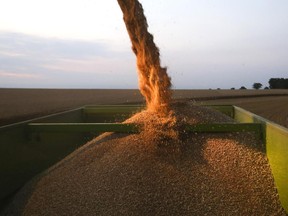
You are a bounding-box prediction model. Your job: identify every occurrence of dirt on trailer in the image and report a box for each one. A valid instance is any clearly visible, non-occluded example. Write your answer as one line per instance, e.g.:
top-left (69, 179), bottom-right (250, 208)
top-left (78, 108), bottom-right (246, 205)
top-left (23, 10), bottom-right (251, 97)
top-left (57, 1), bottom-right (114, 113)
top-left (2, 102), bottom-right (286, 215)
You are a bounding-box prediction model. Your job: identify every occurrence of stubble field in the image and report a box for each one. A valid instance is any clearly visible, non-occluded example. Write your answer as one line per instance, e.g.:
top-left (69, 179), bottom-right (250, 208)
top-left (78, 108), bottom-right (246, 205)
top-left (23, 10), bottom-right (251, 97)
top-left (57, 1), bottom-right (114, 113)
top-left (0, 88), bottom-right (288, 128)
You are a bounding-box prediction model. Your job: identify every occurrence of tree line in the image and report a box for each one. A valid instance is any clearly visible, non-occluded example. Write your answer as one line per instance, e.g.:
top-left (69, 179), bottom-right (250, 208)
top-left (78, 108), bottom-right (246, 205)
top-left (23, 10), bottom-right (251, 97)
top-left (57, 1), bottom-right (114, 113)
top-left (228, 78), bottom-right (288, 90)
top-left (268, 78), bottom-right (288, 89)
top-left (253, 78), bottom-right (288, 90)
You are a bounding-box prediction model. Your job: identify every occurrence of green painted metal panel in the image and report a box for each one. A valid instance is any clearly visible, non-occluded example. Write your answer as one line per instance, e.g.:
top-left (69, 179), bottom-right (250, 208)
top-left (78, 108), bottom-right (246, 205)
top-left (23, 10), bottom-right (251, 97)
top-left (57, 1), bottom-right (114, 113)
top-left (28, 122), bottom-right (262, 138)
top-left (28, 123), bottom-right (139, 133)
top-left (185, 123), bottom-right (262, 135)
top-left (0, 108), bottom-right (87, 205)
top-left (83, 105), bottom-right (144, 123)
top-left (234, 106), bottom-right (288, 212)
top-left (83, 105), bottom-right (144, 114)
top-left (266, 123), bottom-right (288, 212)
top-left (205, 105), bottom-right (234, 118)
top-left (233, 106), bottom-right (259, 123)
top-left (28, 123), bottom-right (262, 133)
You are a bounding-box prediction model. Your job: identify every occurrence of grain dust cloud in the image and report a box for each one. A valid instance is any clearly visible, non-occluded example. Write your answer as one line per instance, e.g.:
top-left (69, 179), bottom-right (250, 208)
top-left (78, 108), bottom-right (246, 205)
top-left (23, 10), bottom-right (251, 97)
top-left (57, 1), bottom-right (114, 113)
top-left (117, 0), bottom-right (172, 115)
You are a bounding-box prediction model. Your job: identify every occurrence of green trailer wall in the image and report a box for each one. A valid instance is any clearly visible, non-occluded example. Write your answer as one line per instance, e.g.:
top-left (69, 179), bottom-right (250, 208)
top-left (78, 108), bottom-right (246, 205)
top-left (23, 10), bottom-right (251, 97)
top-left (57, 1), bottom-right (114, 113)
top-left (0, 108), bottom-right (86, 204)
top-left (234, 106), bottom-right (288, 212)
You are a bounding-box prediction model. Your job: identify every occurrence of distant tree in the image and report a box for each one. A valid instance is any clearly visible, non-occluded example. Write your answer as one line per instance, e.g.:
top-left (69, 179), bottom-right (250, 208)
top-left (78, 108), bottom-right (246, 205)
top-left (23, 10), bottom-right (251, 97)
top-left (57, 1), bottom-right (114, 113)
top-left (240, 86), bottom-right (247, 90)
top-left (231, 87), bottom-right (235, 90)
top-left (269, 78), bottom-right (288, 89)
top-left (264, 86), bottom-right (269, 90)
top-left (269, 78), bottom-right (277, 89)
top-left (217, 88), bottom-right (221, 90)
top-left (253, 83), bottom-right (262, 90)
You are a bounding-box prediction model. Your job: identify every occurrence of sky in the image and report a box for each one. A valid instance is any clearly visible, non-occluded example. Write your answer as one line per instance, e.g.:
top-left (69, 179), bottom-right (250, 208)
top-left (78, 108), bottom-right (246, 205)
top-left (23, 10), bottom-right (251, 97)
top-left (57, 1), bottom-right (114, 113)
top-left (0, 0), bottom-right (287, 89)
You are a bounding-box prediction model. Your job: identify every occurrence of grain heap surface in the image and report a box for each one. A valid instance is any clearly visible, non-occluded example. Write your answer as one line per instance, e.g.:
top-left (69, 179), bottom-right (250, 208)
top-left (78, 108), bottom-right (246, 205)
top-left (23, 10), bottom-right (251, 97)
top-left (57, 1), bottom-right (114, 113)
top-left (2, 104), bottom-right (286, 216)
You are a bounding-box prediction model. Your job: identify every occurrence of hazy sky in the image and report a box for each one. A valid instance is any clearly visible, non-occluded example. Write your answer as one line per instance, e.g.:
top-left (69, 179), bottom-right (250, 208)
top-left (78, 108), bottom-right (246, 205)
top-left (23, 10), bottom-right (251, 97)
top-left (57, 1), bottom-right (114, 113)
top-left (0, 0), bottom-right (287, 89)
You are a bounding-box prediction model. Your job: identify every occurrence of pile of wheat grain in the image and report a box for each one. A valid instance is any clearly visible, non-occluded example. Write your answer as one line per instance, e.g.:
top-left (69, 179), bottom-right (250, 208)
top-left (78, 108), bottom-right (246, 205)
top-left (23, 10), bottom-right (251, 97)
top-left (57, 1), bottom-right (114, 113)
top-left (2, 103), bottom-right (286, 215)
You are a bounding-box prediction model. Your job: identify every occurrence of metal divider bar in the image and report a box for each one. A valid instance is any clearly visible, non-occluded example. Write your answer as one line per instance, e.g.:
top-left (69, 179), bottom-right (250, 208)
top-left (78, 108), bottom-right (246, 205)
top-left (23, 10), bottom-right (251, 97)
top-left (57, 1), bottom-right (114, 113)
top-left (28, 122), bottom-right (263, 137)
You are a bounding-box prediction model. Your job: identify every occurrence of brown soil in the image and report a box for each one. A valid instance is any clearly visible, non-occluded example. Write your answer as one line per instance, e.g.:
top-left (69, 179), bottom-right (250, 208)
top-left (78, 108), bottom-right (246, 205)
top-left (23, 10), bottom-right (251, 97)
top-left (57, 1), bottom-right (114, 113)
top-left (0, 89), bottom-right (144, 126)
top-left (2, 103), bottom-right (286, 215)
top-left (1, 89), bottom-right (288, 127)
top-left (200, 95), bottom-right (288, 128)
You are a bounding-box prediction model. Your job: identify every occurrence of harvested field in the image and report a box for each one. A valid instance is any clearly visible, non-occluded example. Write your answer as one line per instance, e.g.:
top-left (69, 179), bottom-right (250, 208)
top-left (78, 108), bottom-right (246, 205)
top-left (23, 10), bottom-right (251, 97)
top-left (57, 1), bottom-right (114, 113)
top-left (198, 95), bottom-right (288, 128)
top-left (2, 103), bottom-right (286, 215)
top-left (0, 88), bottom-right (288, 127)
top-left (0, 89), bottom-right (143, 126)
